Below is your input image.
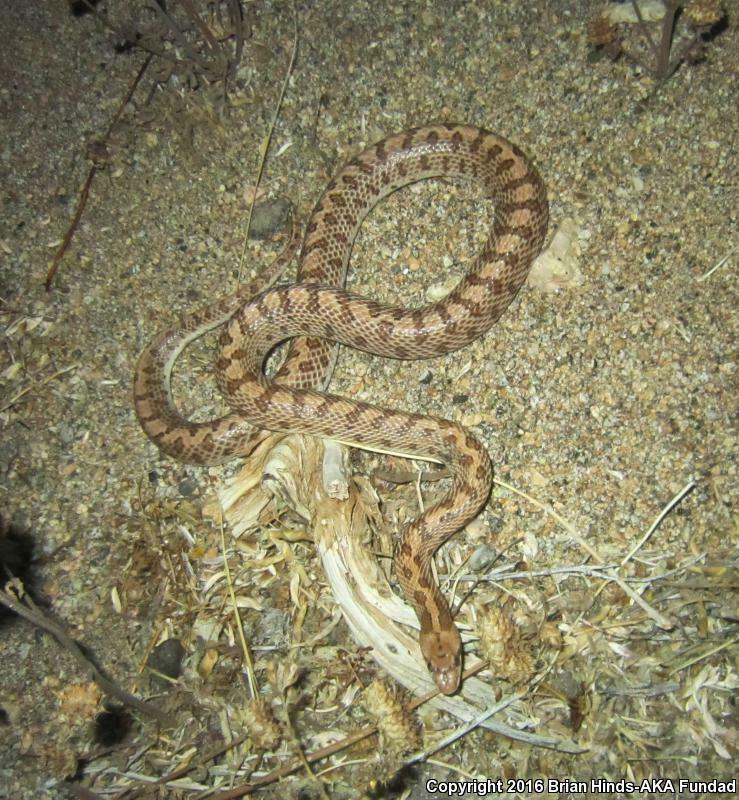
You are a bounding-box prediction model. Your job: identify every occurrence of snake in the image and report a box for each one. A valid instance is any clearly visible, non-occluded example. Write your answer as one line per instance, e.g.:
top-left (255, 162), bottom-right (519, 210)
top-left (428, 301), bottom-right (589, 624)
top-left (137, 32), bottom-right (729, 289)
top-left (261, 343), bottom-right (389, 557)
top-left (134, 123), bottom-right (548, 695)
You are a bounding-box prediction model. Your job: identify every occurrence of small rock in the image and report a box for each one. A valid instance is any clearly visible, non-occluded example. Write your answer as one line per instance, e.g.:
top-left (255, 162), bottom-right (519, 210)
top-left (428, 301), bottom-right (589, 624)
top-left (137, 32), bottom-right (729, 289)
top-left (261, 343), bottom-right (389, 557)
top-left (178, 477), bottom-right (198, 497)
top-left (147, 638), bottom-right (186, 684)
top-left (249, 197), bottom-right (292, 240)
top-left (468, 544), bottom-right (498, 572)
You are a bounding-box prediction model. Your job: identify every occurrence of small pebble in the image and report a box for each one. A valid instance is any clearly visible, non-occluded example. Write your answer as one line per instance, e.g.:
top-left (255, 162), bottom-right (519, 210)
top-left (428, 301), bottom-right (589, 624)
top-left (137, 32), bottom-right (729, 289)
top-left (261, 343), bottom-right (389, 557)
top-left (147, 638), bottom-right (186, 685)
top-left (249, 197), bottom-right (292, 240)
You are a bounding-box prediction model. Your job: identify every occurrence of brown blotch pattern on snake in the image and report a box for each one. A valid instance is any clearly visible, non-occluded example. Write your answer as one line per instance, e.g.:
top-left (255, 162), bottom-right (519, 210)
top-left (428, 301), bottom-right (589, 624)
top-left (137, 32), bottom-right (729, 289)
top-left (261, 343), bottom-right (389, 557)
top-left (133, 124), bottom-right (548, 694)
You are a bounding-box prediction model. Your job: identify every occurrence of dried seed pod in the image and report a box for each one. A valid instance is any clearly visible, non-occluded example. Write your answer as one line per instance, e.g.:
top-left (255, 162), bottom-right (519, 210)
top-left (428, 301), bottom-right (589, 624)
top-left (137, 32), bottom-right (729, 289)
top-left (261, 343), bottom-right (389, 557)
top-left (587, 13), bottom-right (623, 61)
top-left (478, 605), bottom-right (534, 684)
top-left (587, 13), bottom-right (618, 46)
top-left (684, 0), bottom-right (723, 27)
top-left (363, 680), bottom-right (420, 758)
top-left (539, 620), bottom-right (564, 651)
top-left (242, 699), bottom-right (282, 753)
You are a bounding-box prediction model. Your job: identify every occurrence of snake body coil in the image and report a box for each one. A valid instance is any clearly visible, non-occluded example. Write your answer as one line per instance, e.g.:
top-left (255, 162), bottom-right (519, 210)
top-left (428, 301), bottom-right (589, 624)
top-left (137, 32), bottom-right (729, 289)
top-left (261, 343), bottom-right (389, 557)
top-left (134, 123), bottom-right (548, 694)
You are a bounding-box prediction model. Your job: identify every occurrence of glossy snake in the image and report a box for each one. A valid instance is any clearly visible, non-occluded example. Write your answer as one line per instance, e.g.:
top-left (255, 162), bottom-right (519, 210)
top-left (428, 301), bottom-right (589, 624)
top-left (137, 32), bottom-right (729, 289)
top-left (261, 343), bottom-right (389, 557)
top-left (134, 123), bottom-right (548, 693)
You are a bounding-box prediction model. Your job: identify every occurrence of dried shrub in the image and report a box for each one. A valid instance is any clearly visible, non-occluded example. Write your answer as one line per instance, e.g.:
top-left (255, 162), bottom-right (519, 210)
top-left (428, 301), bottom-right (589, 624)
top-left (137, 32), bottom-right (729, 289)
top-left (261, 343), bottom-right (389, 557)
top-left (81, 0), bottom-right (252, 146)
top-left (587, 1), bottom-right (726, 81)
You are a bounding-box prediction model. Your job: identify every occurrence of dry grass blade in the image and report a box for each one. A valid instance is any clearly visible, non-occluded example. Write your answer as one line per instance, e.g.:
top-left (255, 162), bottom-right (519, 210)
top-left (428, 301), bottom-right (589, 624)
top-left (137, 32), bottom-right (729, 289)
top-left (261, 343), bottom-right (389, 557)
top-left (621, 479), bottom-right (695, 565)
top-left (0, 364), bottom-right (78, 413)
top-left (218, 511), bottom-right (258, 700)
top-left (698, 253), bottom-right (731, 281)
top-left (494, 477), bottom-right (603, 562)
top-left (495, 477), bottom-right (690, 628)
top-left (405, 692), bottom-right (524, 765)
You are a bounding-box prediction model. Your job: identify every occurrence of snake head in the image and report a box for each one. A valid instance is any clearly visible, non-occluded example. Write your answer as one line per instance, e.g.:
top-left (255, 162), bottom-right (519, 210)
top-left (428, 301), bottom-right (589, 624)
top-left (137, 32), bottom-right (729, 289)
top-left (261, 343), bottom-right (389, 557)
top-left (420, 627), bottom-right (463, 695)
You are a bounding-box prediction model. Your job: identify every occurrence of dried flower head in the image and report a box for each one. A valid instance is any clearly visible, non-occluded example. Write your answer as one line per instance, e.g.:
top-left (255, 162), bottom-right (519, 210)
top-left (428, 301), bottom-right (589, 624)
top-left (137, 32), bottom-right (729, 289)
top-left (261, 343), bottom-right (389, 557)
top-left (588, 13), bottom-right (618, 46)
top-left (363, 680), bottom-right (420, 758)
top-left (478, 605), bottom-right (535, 684)
top-left (684, 0), bottom-right (723, 27)
top-left (587, 13), bottom-right (623, 61)
top-left (241, 699), bottom-right (282, 753)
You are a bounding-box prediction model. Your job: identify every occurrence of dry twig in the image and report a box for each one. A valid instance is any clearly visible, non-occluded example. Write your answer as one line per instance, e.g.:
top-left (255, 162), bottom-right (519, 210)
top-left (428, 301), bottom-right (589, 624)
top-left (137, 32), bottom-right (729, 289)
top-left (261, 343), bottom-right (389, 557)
top-left (45, 53), bottom-right (153, 291)
top-left (589, 1), bottom-right (725, 81)
top-left (0, 582), bottom-right (173, 726)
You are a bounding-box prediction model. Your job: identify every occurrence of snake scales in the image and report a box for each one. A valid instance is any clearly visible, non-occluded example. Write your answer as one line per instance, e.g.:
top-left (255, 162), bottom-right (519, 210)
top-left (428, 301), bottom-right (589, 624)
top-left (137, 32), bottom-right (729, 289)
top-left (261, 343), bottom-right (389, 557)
top-left (134, 123), bottom-right (548, 694)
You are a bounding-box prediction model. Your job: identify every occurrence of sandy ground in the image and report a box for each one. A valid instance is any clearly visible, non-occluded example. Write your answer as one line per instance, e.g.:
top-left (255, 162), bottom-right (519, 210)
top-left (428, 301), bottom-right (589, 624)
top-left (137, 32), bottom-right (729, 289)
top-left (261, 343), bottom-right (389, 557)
top-left (0, 1), bottom-right (736, 798)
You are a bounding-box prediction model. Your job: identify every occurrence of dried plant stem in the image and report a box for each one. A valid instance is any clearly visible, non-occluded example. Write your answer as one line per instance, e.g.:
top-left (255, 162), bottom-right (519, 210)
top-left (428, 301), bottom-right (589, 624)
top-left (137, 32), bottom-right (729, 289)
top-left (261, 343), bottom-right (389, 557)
top-left (44, 165), bottom-right (97, 291)
top-left (472, 563), bottom-right (618, 583)
top-left (405, 692), bottom-right (524, 765)
top-left (218, 514), bottom-right (258, 700)
top-left (621, 479), bottom-right (695, 565)
top-left (601, 681), bottom-right (680, 697)
top-left (668, 636), bottom-right (739, 676)
top-left (494, 477), bottom-right (678, 628)
top-left (227, 0), bottom-right (246, 74)
top-left (469, 553), bottom-right (706, 587)
top-left (698, 253), bottom-right (731, 281)
top-left (45, 53), bottom-right (153, 291)
top-left (612, 575), bottom-right (674, 628)
top-left (0, 584), bottom-right (172, 726)
top-left (630, 0), bottom-right (674, 76)
top-left (494, 477), bottom-right (603, 562)
top-left (0, 363), bottom-right (78, 413)
top-left (655, 0), bottom-right (680, 76)
top-left (236, 4), bottom-right (299, 284)
top-left (629, 0), bottom-right (707, 80)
